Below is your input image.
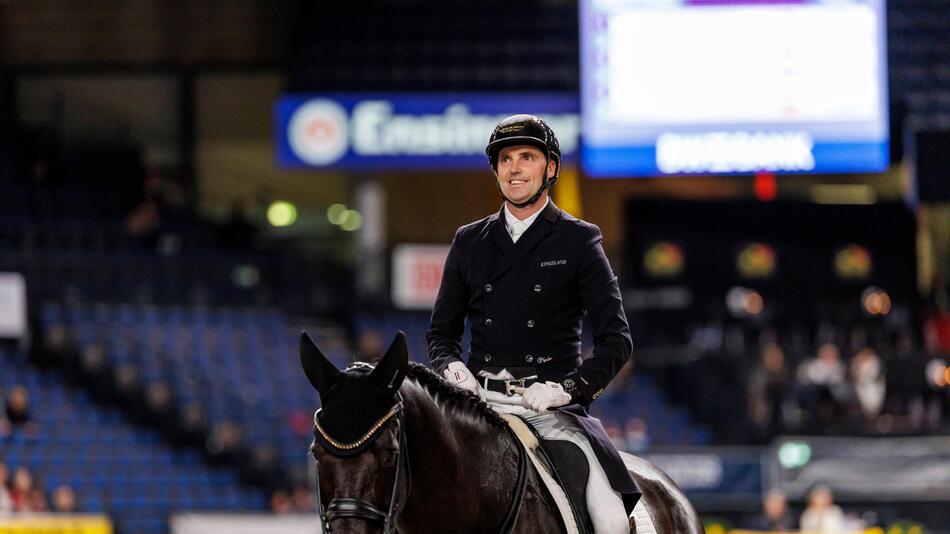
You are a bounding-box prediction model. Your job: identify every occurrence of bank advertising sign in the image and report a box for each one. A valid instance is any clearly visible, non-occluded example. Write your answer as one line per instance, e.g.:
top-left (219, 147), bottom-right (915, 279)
top-left (275, 93), bottom-right (579, 170)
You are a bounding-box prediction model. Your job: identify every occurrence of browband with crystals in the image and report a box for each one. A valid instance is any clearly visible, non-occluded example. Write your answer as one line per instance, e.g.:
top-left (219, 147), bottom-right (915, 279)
top-left (314, 402), bottom-right (402, 453)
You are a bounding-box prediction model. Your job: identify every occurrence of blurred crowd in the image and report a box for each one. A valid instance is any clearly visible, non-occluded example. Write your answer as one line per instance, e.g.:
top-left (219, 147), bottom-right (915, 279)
top-left (745, 485), bottom-right (877, 533)
top-left (0, 382), bottom-right (80, 514)
top-left (654, 317), bottom-right (950, 446)
top-left (744, 323), bottom-right (947, 440)
top-left (0, 460), bottom-right (79, 513)
top-left (269, 484), bottom-right (316, 514)
top-left (0, 458), bottom-right (79, 513)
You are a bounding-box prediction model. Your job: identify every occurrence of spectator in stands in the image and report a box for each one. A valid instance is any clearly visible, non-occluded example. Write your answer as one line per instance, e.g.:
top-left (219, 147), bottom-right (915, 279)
top-left (604, 422), bottom-right (625, 451)
top-left (0, 460), bottom-right (12, 511)
top-left (51, 484), bottom-right (79, 513)
top-left (144, 381), bottom-right (177, 430)
top-left (125, 198), bottom-right (161, 249)
top-left (112, 364), bottom-right (143, 412)
top-left (29, 487), bottom-right (49, 512)
top-left (849, 347), bottom-right (886, 424)
top-left (623, 417), bottom-right (650, 453)
top-left (4, 385), bottom-right (37, 439)
top-left (220, 197), bottom-right (260, 251)
top-left (799, 484), bottom-right (845, 532)
top-left (9, 466), bottom-right (35, 511)
top-left (159, 175), bottom-right (190, 220)
top-left (797, 343), bottom-right (849, 430)
top-left (887, 331), bottom-right (926, 428)
top-left (4, 385), bottom-right (30, 425)
top-left (748, 342), bottom-right (792, 439)
top-left (176, 402), bottom-right (208, 448)
top-left (0, 389), bottom-right (8, 438)
top-left (291, 484), bottom-right (314, 512)
top-left (748, 489), bottom-right (794, 531)
top-left (205, 421), bottom-right (243, 465)
top-left (80, 343), bottom-right (113, 404)
top-left (270, 489), bottom-right (292, 514)
top-left (921, 319), bottom-right (948, 429)
top-left (355, 329), bottom-right (383, 363)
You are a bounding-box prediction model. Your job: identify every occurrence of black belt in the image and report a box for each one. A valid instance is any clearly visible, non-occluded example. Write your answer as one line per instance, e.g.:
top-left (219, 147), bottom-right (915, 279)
top-left (481, 375), bottom-right (539, 395)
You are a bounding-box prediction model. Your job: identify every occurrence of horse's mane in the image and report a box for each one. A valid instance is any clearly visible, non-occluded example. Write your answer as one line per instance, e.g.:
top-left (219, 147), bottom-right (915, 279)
top-left (405, 362), bottom-right (506, 428)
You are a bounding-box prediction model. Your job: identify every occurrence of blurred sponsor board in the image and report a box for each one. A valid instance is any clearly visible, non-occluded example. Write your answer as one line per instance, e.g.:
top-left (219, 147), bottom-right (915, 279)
top-left (768, 436), bottom-right (950, 502)
top-left (276, 93), bottom-right (578, 170)
top-left (0, 272), bottom-right (27, 339)
top-left (391, 244), bottom-right (450, 310)
top-left (170, 514), bottom-right (322, 534)
top-left (0, 515), bottom-right (112, 533)
top-left (642, 448), bottom-right (762, 509)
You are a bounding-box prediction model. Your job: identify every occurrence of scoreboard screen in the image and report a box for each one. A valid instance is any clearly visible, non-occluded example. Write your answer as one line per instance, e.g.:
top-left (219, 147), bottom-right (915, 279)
top-left (580, 0), bottom-right (889, 177)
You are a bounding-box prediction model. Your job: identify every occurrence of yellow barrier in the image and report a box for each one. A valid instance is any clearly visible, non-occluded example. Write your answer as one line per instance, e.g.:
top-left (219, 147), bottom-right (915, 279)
top-left (730, 530), bottom-right (883, 534)
top-left (0, 514), bottom-right (113, 534)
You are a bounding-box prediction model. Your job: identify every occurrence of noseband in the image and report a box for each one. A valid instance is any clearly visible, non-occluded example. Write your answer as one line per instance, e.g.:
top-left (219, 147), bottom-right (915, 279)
top-left (313, 394), bottom-right (410, 534)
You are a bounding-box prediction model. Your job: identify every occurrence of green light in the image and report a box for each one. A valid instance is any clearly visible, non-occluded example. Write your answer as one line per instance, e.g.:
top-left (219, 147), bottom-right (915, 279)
top-left (327, 203), bottom-right (347, 225)
top-left (267, 201), bottom-right (297, 227)
top-left (778, 441), bottom-right (812, 469)
top-left (340, 210), bottom-right (362, 232)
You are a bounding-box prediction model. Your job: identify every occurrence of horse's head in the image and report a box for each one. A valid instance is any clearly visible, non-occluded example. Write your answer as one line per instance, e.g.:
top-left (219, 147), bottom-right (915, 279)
top-left (300, 330), bottom-right (410, 534)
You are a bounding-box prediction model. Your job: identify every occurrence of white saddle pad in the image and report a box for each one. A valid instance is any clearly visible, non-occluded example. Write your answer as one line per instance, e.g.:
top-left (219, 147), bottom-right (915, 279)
top-left (500, 413), bottom-right (580, 534)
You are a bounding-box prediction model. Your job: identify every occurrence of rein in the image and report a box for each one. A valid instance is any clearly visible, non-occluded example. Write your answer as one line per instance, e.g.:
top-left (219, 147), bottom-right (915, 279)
top-left (498, 424), bottom-right (529, 533)
top-left (312, 393), bottom-right (529, 533)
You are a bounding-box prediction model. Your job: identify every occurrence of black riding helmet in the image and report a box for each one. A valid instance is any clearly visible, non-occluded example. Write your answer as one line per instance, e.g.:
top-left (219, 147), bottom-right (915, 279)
top-left (486, 114), bottom-right (561, 208)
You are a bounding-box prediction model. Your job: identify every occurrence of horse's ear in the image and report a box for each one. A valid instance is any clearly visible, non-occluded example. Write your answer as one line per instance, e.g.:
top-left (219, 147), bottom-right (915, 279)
top-left (300, 331), bottom-right (342, 396)
top-left (370, 331), bottom-right (409, 395)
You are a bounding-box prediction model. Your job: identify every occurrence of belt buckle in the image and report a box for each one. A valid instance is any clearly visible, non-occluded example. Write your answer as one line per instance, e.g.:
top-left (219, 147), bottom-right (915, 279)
top-left (505, 375), bottom-right (538, 396)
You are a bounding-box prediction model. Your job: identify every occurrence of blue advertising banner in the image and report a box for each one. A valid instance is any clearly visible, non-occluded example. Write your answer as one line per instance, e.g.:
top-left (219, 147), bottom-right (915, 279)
top-left (644, 448), bottom-right (763, 508)
top-left (275, 93), bottom-right (579, 170)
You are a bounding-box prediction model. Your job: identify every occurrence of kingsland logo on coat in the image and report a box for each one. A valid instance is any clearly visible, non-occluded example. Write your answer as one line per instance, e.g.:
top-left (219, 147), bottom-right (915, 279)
top-left (276, 94), bottom-right (579, 169)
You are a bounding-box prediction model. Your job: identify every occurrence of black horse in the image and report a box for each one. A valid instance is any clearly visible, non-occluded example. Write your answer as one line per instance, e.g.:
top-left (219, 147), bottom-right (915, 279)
top-left (301, 331), bottom-right (703, 534)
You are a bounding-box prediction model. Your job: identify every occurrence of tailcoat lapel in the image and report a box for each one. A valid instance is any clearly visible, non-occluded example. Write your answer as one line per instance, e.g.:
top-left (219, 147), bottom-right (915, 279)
top-left (487, 200), bottom-right (561, 282)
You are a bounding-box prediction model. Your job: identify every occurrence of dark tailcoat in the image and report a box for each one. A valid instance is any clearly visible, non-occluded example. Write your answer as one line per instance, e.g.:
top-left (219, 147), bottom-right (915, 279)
top-left (427, 200), bottom-right (638, 499)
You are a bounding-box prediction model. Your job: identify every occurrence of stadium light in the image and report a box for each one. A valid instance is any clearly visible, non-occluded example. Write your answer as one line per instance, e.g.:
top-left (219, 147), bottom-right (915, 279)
top-left (327, 203), bottom-right (348, 225)
top-left (862, 287), bottom-right (891, 317)
top-left (928, 360), bottom-right (948, 388)
top-left (726, 287), bottom-right (764, 318)
top-left (267, 201), bottom-right (298, 227)
top-left (340, 210), bottom-right (362, 232)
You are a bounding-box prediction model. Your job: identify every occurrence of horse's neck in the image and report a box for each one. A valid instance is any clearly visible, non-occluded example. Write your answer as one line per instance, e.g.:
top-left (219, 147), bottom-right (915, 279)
top-left (400, 384), bottom-right (514, 531)
top-left (405, 383), bottom-right (503, 473)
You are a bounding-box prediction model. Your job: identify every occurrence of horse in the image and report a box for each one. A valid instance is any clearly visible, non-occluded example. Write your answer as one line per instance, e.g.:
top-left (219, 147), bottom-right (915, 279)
top-left (300, 330), bottom-right (704, 534)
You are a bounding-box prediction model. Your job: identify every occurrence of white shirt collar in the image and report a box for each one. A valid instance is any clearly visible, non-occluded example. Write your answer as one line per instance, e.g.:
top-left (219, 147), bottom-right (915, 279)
top-left (504, 197), bottom-right (549, 243)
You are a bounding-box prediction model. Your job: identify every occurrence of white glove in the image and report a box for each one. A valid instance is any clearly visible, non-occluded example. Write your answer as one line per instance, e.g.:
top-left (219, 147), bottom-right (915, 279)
top-left (520, 381), bottom-right (572, 413)
top-left (443, 361), bottom-right (482, 398)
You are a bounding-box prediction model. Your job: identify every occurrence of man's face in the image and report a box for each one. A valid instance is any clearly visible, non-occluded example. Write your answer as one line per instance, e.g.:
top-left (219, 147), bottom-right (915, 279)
top-left (495, 145), bottom-right (555, 205)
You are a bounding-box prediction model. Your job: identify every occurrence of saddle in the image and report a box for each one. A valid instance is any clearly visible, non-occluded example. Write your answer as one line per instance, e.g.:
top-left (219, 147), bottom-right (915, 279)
top-left (501, 413), bottom-right (594, 534)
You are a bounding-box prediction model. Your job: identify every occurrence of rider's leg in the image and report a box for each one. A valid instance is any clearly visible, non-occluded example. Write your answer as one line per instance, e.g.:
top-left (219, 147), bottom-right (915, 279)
top-left (520, 410), bottom-right (630, 534)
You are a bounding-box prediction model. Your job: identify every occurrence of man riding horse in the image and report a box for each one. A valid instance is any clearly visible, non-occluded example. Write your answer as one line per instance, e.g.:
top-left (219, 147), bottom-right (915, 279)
top-left (427, 114), bottom-right (639, 534)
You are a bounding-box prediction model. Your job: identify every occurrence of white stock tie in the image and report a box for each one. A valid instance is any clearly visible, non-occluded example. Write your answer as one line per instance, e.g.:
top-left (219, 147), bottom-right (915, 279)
top-left (509, 220), bottom-right (528, 243)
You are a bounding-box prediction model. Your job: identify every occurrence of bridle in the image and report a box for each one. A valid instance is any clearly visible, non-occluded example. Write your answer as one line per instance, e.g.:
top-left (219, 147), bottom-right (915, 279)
top-left (311, 391), bottom-right (529, 533)
top-left (312, 394), bottom-right (410, 534)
